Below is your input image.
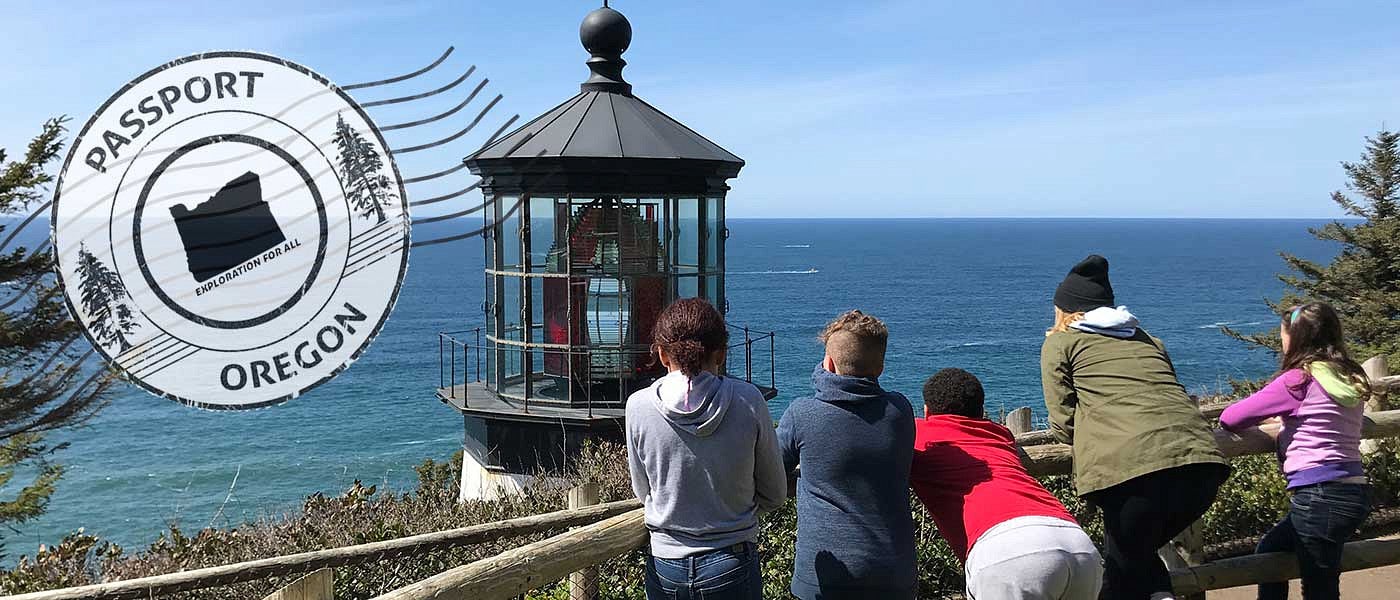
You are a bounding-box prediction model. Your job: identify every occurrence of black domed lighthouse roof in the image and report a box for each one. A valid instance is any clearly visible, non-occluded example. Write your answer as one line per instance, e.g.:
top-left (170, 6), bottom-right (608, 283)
top-left (466, 4), bottom-right (744, 196)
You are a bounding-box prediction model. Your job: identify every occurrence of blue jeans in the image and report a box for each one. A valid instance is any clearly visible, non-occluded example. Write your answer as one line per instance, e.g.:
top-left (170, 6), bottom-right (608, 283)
top-left (644, 543), bottom-right (762, 600)
top-left (1257, 481), bottom-right (1371, 600)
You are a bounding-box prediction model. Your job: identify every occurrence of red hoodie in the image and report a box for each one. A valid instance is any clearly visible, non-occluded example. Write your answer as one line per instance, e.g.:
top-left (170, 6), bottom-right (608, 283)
top-left (910, 414), bottom-right (1076, 562)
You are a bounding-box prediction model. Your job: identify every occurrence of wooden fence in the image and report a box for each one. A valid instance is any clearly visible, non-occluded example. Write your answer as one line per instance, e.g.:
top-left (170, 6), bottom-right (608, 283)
top-left (369, 357), bottom-right (1399, 600)
top-left (10, 358), bottom-right (1398, 600)
top-left (2, 500), bottom-right (640, 600)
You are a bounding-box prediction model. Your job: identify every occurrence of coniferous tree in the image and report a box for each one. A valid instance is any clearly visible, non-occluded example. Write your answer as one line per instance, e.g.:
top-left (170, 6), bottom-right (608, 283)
top-left (0, 118), bottom-right (115, 556)
top-left (1226, 129), bottom-right (1400, 376)
top-left (332, 114), bottom-right (395, 224)
top-left (74, 244), bottom-right (136, 352)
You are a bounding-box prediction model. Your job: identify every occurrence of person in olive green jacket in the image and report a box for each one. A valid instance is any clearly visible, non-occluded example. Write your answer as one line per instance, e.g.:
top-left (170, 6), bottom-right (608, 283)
top-left (1041, 254), bottom-right (1228, 600)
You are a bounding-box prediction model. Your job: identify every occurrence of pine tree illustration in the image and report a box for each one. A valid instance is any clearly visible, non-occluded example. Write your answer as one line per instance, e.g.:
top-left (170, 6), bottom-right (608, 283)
top-left (75, 243), bottom-right (138, 352)
top-left (332, 114), bottom-right (397, 224)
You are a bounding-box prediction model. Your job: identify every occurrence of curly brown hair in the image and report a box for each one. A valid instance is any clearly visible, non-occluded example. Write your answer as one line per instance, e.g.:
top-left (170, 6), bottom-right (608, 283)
top-left (653, 298), bottom-right (729, 377)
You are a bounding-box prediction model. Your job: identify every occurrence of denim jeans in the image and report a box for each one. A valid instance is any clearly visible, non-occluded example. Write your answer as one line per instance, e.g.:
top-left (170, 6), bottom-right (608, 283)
top-left (644, 543), bottom-right (762, 600)
top-left (1257, 481), bottom-right (1371, 600)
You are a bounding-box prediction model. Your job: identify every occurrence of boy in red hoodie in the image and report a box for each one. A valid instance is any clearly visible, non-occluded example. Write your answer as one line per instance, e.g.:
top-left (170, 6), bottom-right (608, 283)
top-left (910, 368), bottom-right (1103, 599)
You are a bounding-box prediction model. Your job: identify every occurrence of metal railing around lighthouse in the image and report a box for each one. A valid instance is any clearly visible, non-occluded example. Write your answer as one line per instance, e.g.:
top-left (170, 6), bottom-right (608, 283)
top-left (436, 323), bottom-right (777, 409)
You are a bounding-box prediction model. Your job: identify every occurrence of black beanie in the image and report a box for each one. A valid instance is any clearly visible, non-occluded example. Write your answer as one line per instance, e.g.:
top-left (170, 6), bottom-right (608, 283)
top-left (1054, 254), bottom-right (1115, 313)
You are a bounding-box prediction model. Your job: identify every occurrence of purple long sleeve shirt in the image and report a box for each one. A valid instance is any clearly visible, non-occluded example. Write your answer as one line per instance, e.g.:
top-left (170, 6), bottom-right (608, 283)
top-left (1219, 369), bottom-right (1365, 488)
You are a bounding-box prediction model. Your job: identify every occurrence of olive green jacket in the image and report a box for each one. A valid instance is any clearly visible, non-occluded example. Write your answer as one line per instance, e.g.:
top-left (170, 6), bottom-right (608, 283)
top-left (1040, 328), bottom-right (1226, 496)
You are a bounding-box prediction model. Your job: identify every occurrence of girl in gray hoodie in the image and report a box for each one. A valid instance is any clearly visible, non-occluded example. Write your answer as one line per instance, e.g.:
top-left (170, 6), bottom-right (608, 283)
top-left (626, 298), bottom-right (787, 600)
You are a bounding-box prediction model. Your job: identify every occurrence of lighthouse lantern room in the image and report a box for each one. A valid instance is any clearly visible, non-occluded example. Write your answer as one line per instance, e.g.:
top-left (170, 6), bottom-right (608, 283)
top-left (439, 4), bottom-right (776, 499)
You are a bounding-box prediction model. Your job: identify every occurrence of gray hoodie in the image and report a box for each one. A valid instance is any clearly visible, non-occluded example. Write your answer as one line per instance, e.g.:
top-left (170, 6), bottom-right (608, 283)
top-left (625, 370), bottom-right (787, 558)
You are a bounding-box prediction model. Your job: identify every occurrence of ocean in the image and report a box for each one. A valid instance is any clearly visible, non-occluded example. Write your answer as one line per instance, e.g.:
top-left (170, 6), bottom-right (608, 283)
top-left (10, 218), bottom-right (1335, 553)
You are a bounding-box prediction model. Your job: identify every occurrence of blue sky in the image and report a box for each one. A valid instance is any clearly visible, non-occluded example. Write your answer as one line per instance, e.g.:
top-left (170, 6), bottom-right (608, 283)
top-left (3, 0), bottom-right (1399, 218)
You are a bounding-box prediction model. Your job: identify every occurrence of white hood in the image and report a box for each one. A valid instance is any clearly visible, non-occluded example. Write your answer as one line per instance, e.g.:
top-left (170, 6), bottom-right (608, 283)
top-left (651, 371), bottom-right (730, 437)
top-left (1070, 305), bottom-right (1140, 338)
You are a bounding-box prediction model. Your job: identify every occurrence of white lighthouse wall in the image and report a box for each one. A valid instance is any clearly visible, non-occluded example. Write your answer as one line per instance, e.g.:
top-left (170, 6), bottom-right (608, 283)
top-left (458, 445), bottom-right (534, 501)
top-left (457, 416), bottom-right (574, 502)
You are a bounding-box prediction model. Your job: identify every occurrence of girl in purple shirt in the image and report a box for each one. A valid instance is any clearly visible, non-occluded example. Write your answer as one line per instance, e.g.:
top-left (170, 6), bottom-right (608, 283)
top-left (1220, 302), bottom-right (1371, 600)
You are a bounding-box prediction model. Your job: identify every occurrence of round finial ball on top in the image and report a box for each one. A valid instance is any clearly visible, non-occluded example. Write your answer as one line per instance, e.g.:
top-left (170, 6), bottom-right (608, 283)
top-left (580, 5), bottom-right (632, 56)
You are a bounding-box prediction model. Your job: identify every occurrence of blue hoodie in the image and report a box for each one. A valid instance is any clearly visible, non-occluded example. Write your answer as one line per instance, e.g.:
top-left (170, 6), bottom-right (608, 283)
top-left (777, 365), bottom-right (918, 600)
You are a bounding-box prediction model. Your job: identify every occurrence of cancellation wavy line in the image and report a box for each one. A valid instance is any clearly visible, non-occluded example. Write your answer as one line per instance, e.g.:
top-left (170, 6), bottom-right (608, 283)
top-left (118, 222), bottom-right (407, 325)
top-left (67, 111), bottom-right (539, 279)
top-left (1, 115), bottom-right (519, 314)
top-left (118, 166), bottom-right (540, 330)
top-left (5, 74), bottom-right (514, 321)
top-left (130, 88), bottom-right (505, 210)
top-left (0, 347), bottom-right (104, 438)
top-left (86, 182), bottom-right (535, 361)
top-left (5, 46), bottom-right (530, 378)
top-left (46, 75), bottom-right (498, 262)
top-left (42, 77), bottom-right (513, 269)
top-left (1, 47), bottom-right (477, 255)
top-left (44, 105), bottom-right (507, 295)
top-left (100, 161), bottom-right (362, 276)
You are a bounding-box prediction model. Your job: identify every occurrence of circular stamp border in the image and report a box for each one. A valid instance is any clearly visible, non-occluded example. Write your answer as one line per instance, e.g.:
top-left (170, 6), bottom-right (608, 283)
top-left (51, 51), bottom-right (411, 411)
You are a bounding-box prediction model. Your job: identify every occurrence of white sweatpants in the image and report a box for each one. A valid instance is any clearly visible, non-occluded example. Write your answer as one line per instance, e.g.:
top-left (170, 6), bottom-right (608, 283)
top-left (964, 516), bottom-right (1104, 600)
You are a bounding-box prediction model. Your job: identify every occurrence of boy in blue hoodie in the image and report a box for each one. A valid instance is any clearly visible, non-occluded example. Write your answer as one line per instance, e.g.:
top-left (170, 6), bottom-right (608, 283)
top-left (777, 310), bottom-right (917, 600)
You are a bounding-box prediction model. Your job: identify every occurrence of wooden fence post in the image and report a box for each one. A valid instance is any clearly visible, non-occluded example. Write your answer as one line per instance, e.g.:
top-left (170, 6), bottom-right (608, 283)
top-left (569, 483), bottom-right (601, 600)
top-left (1158, 520), bottom-right (1206, 600)
top-left (1147, 394), bottom-right (1207, 600)
top-left (1004, 406), bottom-right (1033, 436)
top-left (1362, 355), bottom-right (1390, 455)
top-left (261, 568), bottom-right (333, 600)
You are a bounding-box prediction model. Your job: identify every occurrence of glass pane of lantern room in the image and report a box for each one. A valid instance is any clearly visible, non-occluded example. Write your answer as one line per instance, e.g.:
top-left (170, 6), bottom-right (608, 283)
top-left (529, 274), bottom-right (544, 333)
top-left (587, 276), bottom-right (627, 375)
top-left (484, 195), bottom-right (498, 341)
top-left (704, 197), bottom-right (721, 272)
top-left (484, 196), bottom-right (496, 269)
top-left (677, 275), bottom-right (698, 301)
top-left (500, 197), bottom-right (522, 270)
top-left (673, 198), bottom-right (700, 275)
top-left (502, 273), bottom-right (523, 380)
top-left (704, 197), bottom-right (723, 310)
top-left (529, 197), bottom-right (557, 271)
top-left (628, 199), bottom-right (666, 357)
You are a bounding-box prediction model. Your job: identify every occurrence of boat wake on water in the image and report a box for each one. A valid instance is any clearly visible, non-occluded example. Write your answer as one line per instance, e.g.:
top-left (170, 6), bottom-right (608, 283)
top-left (730, 268), bottom-right (820, 275)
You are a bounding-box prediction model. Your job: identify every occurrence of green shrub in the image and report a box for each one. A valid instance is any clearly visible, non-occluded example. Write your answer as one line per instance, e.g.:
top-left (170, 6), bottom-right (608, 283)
top-left (1202, 455), bottom-right (1291, 542)
top-left (0, 445), bottom-right (631, 599)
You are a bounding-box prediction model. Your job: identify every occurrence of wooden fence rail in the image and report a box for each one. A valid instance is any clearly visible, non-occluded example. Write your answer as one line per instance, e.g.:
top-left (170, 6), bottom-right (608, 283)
top-left (14, 360), bottom-right (1398, 599)
top-left (1014, 370), bottom-right (1398, 447)
top-left (370, 509), bottom-right (647, 600)
top-left (365, 515), bottom-right (1400, 599)
top-left (371, 407), bottom-right (1400, 600)
top-left (1171, 536), bottom-right (1400, 595)
top-left (2, 499), bottom-right (641, 600)
top-left (1019, 408), bottom-right (1400, 478)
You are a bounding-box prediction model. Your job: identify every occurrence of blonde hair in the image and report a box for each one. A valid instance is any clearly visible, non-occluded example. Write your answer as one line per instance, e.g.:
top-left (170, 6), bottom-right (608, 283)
top-left (1047, 307), bottom-right (1086, 336)
top-left (821, 310), bottom-right (888, 377)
